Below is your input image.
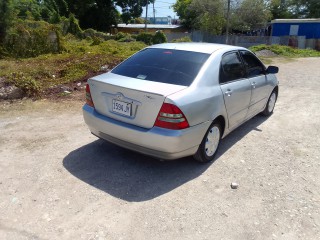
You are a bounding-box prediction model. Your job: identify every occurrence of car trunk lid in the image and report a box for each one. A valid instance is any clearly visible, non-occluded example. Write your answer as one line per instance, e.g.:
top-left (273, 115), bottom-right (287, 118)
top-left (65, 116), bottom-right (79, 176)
top-left (88, 72), bottom-right (187, 129)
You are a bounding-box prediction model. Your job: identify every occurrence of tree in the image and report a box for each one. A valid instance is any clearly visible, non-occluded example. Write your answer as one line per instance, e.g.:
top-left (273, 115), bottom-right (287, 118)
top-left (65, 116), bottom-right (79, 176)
top-left (13, 0), bottom-right (42, 20)
top-left (173, 0), bottom-right (196, 30)
top-left (132, 17), bottom-right (145, 24)
top-left (116, 0), bottom-right (155, 24)
top-left (40, 0), bottom-right (68, 21)
top-left (290, 0), bottom-right (320, 18)
top-left (173, 0), bottom-right (225, 34)
top-left (190, 0), bottom-right (225, 34)
top-left (0, 0), bottom-right (14, 44)
top-left (268, 0), bottom-right (293, 19)
top-left (63, 0), bottom-right (119, 31)
top-left (231, 0), bottom-right (271, 32)
top-left (267, 0), bottom-right (320, 19)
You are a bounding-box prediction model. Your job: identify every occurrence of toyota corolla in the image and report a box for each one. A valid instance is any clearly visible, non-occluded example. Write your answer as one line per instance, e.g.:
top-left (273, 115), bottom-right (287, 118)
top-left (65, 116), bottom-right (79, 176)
top-left (83, 43), bottom-right (279, 162)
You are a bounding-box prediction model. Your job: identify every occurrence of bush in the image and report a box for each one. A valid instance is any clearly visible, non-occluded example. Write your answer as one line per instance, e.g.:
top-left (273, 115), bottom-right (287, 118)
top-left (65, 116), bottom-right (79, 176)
top-left (136, 32), bottom-right (154, 45)
top-left (60, 14), bottom-right (83, 38)
top-left (83, 28), bottom-right (113, 41)
top-left (0, 38), bottom-right (147, 99)
top-left (250, 44), bottom-right (320, 57)
top-left (171, 36), bottom-right (192, 43)
top-left (152, 31), bottom-right (167, 44)
top-left (136, 31), bottom-right (167, 45)
top-left (3, 20), bottom-right (64, 58)
top-left (82, 28), bottom-right (96, 38)
top-left (8, 72), bottom-right (41, 97)
top-left (114, 32), bottom-right (134, 42)
top-left (0, 45), bottom-right (9, 58)
top-left (91, 36), bottom-right (103, 46)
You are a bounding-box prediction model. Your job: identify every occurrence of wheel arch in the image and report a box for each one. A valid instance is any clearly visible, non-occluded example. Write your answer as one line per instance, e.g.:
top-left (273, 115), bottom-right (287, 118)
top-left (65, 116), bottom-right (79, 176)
top-left (213, 115), bottom-right (226, 137)
top-left (273, 85), bottom-right (279, 97)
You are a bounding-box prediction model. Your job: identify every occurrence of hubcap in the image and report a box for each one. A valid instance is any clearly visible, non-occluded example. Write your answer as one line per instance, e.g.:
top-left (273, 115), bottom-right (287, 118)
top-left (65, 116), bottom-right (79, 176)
top-left (268, 92), bottom-right (276, 113)
top-left (205, 126), bottom-right (220, 157)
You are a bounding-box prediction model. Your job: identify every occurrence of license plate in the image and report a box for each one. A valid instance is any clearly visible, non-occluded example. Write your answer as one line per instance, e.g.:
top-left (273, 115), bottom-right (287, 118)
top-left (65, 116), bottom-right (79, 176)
top-left (112, 99), bottom-right (132, 117)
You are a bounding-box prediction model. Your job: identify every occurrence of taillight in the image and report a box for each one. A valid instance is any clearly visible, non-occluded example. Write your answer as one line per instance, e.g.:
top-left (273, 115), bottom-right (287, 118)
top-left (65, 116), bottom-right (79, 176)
top-left (154, 103), bottom-right (189, 130)
top-left (86, 84), bottom-right (94, 108)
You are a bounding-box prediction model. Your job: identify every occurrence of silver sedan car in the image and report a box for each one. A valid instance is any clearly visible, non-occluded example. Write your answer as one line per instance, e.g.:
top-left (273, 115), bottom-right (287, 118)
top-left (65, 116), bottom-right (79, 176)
top-left (83, 43), bottom-right (279, 162)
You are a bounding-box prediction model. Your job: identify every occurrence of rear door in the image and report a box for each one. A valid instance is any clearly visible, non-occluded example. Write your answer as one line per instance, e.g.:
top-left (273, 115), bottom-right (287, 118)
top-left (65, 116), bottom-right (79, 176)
top-left (240, 50), bottom-right (269, 117)
top-left (219, 51), bottom-right (252, 130)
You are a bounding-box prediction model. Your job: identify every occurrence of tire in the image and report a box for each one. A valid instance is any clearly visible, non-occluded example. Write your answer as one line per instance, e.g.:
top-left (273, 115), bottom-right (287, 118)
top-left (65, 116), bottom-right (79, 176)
top-left (193, 123), bottom-right (221, 163)
top-left (262, 90), bottom-right (277, 116)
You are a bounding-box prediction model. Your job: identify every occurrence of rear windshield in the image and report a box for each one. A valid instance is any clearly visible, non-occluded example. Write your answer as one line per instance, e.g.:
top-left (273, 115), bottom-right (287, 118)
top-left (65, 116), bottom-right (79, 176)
top-left (111, 48), bottom-right (210, 86)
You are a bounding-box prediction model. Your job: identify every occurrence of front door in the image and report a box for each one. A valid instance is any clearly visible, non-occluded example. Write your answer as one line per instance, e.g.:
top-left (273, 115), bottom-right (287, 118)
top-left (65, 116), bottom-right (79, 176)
top-left (240, 50), bottom-right (270, 117)
top-left (219, 51), bottom-right (252, 130)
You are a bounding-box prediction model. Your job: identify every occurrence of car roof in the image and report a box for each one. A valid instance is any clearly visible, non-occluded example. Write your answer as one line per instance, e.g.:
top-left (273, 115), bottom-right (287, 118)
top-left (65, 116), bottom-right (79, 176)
top-left (147, 42), bottom-right (246, 54)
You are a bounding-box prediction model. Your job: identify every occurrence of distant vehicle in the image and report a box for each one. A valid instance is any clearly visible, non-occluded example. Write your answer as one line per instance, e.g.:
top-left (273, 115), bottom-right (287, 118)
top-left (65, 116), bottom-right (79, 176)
top-left (83, 43), bottom-right (279, 162)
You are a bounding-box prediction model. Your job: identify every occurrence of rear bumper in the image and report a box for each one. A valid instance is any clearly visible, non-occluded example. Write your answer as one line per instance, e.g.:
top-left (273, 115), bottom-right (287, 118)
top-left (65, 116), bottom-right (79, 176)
top-left (83, 104), bottom-right (211, 160)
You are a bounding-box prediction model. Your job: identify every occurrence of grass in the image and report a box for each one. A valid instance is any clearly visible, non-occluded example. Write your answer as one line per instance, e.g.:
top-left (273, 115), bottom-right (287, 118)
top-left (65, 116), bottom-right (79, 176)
top-left (250, 44), bottom-right (320, 58)
top-left (0, 38), bottom-right (146, 97)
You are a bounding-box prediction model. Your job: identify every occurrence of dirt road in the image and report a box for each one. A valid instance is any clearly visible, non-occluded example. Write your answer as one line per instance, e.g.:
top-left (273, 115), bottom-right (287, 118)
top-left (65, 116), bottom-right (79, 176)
top-left (0, 58), bottom-right (319, 240)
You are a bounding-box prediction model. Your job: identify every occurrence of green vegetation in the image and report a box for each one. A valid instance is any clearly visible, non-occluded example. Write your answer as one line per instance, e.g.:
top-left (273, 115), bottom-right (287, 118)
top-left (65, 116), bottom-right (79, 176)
top-left (250, 44), bottom-right (320, 57)
top-left (174, 0), bottom-right (320, 33)
top-left (3, 20), bottom-right (63, 58)
top-left (231, 0), bottom-right (271, 32)
top-left (0, 1), bottom-right (155, 33)
top-left (0, 38), bottom-right (146, 97)
top-left (136, 31), bottom-right (167, 45)
top-left (152, 31), bottom-right (168, 44)
top-left (173, 0), bottom-right (226, 34)
top-left (1, 1), bottom-right (320, 44)
top-left (0, 7), bottom-right (169, 99)
top-left (171, 36), bottom-right (192, 42)
top-left (0, 17), bottom-right (167, 59)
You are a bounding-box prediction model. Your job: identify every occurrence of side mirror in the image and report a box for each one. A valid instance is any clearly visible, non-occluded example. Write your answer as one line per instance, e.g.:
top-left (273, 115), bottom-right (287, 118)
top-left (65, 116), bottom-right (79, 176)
top-left (266, 66), bottom-right (279, 74)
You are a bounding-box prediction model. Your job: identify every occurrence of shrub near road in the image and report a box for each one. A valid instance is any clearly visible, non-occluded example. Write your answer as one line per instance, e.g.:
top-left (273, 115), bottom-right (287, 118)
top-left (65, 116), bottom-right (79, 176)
top-left (250, 44), bottom-right (320, 58)
top-left (0, 38), bottom-right (146, 99)
top-left (0, 18), bottom-right (173, 100)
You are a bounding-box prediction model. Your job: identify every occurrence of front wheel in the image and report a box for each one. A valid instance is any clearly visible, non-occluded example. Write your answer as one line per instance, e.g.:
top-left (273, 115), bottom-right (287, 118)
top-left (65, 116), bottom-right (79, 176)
top-left (262, 90), bottom-right (277, 116)
top-left (193, 123), bottom-right (221, 163)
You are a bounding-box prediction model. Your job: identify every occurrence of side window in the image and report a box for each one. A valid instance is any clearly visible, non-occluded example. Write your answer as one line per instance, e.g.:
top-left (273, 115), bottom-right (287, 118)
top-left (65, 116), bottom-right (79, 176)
top-left (220, 52), bottom-right (245, 84)
top-left (240, 51), bottom-right (265, 78)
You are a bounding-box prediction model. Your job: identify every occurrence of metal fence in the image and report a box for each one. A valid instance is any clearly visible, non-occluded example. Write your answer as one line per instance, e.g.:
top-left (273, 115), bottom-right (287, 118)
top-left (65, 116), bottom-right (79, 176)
top-left (166, 31), bottom-right (320, 50)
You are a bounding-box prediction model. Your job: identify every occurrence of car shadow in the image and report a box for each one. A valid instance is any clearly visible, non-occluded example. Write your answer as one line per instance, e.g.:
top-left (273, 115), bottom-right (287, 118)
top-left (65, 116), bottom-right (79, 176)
top-left (63, 115), bottom-right (268, 202)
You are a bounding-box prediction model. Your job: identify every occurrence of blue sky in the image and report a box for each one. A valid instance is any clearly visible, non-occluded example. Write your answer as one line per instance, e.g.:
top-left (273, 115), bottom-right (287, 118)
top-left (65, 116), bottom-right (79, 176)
top-left (141, 0), bottom-right (177, 19)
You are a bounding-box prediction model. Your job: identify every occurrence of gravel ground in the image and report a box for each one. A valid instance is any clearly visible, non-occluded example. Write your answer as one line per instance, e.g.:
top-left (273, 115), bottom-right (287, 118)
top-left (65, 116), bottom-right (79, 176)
top-left (0, 58), bottom-right (319, 240)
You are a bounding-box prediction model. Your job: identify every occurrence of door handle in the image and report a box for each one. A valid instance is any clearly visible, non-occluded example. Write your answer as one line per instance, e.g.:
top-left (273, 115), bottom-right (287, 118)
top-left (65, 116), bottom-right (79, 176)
top-left (251, 82), bottom-right (256, 89)
top-left (225, 89), bottom-right (232, 96)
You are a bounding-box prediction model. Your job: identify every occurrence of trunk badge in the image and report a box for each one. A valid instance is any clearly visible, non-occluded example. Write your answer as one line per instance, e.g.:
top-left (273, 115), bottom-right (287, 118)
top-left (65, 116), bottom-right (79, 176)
top-left (144, 95), bottom-right (155, 101)
top-left (116, 93), bottom-right (124, 100)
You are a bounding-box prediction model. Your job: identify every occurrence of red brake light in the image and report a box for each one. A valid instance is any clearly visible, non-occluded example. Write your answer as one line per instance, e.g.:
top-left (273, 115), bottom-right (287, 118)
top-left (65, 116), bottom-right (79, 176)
top-left (86, 84), bottom-right (94, 108)
top-left (154, 103), bottom-right (189, 130)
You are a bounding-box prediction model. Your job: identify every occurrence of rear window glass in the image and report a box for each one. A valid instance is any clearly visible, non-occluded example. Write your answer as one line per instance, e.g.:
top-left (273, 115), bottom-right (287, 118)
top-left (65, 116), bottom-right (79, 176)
top-left (111, 48), bottom-right (210, 86)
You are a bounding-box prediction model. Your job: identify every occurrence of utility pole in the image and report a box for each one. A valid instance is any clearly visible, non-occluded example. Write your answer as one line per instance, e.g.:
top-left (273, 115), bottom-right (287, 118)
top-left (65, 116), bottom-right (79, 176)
top-left (145, 1), bottom-right (149, 31)
top-left (153, 2), bottom-right (156, 24)
top-left (226, 0), bottom-right (231, 44)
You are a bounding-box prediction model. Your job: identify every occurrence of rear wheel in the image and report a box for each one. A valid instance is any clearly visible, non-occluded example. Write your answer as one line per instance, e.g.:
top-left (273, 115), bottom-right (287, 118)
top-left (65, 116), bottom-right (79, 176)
top-left (262, 90), bottom-right (277, 116)
top-left (193, 123), bottom-right (221, 163)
